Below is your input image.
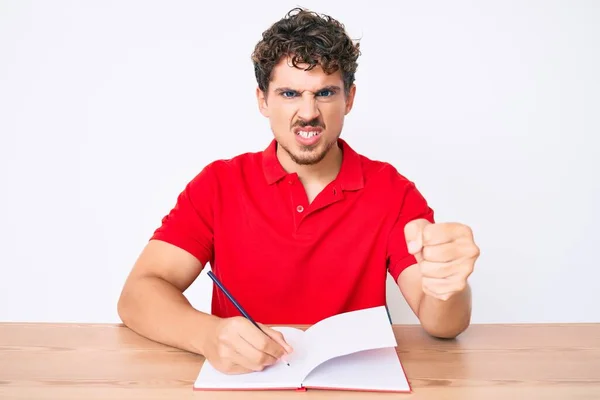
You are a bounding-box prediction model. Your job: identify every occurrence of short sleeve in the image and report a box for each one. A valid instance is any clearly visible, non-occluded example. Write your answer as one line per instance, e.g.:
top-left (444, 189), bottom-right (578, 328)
top-left (150, 163), bottom-right (217, 266)
top-left (387, 182), bottom-right (435, 281)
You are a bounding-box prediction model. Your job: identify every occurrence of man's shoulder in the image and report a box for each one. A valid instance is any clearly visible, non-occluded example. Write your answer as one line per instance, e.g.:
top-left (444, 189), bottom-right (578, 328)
top-left (354, 150), bottom-right (416, 191)
top-left (351, 147), bottom-right (433, 215)
top-left (196, 151), bottom-right (263, 178)
top-left (205, 148), bottom-right (263, 173)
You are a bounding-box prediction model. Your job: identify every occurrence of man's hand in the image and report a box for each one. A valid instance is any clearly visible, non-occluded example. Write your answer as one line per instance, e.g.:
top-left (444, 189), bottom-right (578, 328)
top-left (202, 316), bottom-right (293, 374)
top-left (404, 219), bottom-right (480, 301)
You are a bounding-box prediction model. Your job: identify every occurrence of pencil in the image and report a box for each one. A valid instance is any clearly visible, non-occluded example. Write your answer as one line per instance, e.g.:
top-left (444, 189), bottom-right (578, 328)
top-left (207, 270), bottom-right (290, 366)
top-left (384, 304), bottom-right (393, 324)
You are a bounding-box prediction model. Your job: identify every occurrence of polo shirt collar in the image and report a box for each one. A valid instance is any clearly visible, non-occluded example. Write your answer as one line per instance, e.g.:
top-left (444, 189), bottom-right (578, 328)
top-left (262, 138), bottom-right (364, 191)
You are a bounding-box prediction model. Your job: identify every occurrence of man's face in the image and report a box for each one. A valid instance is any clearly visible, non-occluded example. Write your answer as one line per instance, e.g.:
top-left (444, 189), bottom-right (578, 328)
top-left (257, 56), bottom-right (356, 166)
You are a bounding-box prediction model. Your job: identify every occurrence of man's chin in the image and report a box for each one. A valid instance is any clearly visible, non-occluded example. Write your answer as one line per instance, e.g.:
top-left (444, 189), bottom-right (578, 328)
top-left (277, 136), bottom-right (336, 166)
top-left (289, 148), bottom-right (328, 166)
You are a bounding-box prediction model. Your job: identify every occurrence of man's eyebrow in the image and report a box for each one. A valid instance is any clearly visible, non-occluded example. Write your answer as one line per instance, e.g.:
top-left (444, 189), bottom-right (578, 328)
top-left (273, 87), bottom-right (297, 94)
top-left (318, 85), bottom-right (342, 92)
top-left (273, 85), bottom-right (342, 94)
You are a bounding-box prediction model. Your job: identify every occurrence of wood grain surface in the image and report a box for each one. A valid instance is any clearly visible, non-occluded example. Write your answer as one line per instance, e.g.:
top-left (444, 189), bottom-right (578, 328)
top-left (1, 322), bottom-right (599, 399)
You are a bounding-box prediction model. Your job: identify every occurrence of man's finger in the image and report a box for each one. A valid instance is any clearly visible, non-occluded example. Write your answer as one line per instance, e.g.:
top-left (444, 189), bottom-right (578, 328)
top-left (232, 332), bottom-right (279, 369)
top-left (422, 242), bottom-right (463, 263)
top-left (422, 222), bottom-right (469, 246)
top-left (422, 277), bottom-right (455, 301)
top-left (419, 260), bottom-right (455, 279)
top-left (229, 342), bottom-right (273, 372)
top-left (238, 322), bottom-right (286, 360)
top-left (422, 276), bottom-right (467, 300)
top-left (228, 365), bottom-right (254, 374)
top-left (221, 355), bottom-right (257, 374)
top-left (404, 219), bottom-right (431, 257)
top-left (421, 283), bottom-right (445, 301)
top-left (258, 324), bottom-right (293, 354)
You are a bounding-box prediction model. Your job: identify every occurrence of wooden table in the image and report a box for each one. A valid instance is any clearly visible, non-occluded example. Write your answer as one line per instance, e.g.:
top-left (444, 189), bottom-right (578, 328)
top-left (0, 323), bottom-right (599, 399)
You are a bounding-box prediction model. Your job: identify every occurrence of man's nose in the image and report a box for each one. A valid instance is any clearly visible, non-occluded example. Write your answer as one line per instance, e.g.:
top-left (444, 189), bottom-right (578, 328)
top-left (297, 95), bottom-right (320, 122)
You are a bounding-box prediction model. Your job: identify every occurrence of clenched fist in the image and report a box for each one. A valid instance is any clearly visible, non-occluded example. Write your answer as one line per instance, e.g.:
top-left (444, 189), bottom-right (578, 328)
top-left (404, 219), bottom-right (480, 301)
top-left (203, 316), bottom-right (293, 374)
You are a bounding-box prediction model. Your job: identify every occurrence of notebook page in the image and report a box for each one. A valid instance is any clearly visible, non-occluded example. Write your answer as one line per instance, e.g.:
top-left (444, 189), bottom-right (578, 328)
top-left (299, 306), bottom-right (398, 380)
top-left (302, 347), bottom-right (410, 392)
top-left (193, 327), bottom-right (307, 390)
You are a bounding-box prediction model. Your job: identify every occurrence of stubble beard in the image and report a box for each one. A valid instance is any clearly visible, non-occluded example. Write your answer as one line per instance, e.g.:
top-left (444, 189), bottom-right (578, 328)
top-left (280, 135), bottom-right (338, 166)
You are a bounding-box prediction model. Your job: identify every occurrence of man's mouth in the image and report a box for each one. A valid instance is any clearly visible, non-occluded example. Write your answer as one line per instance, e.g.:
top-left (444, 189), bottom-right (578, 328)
top-left (296, 130), bottom-right (321, 139)
top-left (293, 127), bottom-right (323, 146)
top-left (294, 126), bottom-right (322, 136)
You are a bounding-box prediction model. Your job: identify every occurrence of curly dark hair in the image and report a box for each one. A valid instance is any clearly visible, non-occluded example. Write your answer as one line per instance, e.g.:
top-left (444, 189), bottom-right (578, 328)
top-left (251, 7), bottom-right (361, 95)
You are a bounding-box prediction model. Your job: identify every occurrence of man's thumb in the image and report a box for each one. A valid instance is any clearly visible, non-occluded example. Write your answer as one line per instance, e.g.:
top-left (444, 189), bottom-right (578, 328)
top-left (404, 219), bottom-right (430, 256)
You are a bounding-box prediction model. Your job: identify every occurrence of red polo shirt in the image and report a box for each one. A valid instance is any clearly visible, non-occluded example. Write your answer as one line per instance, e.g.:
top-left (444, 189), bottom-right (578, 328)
top-left (151, 139), bottom-right (434, 324)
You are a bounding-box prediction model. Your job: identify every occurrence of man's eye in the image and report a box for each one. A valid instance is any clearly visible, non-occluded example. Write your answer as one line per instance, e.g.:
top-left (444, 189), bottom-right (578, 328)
top-left (317, 89), bottom-right (335, 97)
top-left (282, 91), bottom-right (297, 98)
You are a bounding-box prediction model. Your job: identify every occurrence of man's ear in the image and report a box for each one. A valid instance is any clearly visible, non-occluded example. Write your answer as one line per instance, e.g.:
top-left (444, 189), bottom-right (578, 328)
top-left (256, 87), bottom-right (269, 117)
top-left (345, 84), bottom-right (356, 115)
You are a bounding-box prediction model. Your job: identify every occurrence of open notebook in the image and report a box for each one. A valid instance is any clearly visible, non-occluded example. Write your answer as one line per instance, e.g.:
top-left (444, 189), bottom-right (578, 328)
top-left (193, 306), bottom-right (411, 393)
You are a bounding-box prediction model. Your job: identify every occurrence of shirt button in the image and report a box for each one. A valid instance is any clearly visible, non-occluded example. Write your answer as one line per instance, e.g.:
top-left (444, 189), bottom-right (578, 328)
top-left (296, 205), bottom-right (304, 213)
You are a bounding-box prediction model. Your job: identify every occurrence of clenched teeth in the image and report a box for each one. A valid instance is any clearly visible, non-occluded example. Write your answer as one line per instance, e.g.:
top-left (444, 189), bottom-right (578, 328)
top-left (297, 131), bottom-right (320, 138)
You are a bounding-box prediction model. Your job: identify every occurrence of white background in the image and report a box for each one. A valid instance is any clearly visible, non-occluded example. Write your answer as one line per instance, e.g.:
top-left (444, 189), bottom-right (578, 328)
top-left (1, 1), bottom-right (598, 324)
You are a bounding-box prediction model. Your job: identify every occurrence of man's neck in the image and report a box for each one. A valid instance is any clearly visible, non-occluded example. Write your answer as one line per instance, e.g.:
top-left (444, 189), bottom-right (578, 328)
top-left (277, 143), bottom-right (343, 186)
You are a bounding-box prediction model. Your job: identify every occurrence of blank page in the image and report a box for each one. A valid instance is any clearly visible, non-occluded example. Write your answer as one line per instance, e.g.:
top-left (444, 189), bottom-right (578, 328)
top-left (194, 358), bottom-right (299, 390)
top-left (301, 347), bottom-right (410, 392)
top-left (300, 306), bottom-right (398, 379)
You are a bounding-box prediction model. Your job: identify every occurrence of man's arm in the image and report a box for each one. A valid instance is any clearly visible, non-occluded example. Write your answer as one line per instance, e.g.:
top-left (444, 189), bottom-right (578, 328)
top-left (117, 239), bottom-right (219, 354)
top-left (397, 263), bottom-right (472, 339)
top-left (117, 240), bottom-right (293, 373)
top-left (396, 219), bottom-right (479, 339)
top-left (120, 164), bottom-right (292, 374)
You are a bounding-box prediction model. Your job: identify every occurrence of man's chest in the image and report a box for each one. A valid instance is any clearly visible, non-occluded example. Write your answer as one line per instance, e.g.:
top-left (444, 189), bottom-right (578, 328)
top-left (210, 184), bottom-right (398, 279)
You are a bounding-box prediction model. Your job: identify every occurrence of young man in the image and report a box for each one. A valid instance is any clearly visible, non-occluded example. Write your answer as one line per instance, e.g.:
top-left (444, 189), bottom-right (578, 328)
top-left (117, 8), bottom-right (480, 375)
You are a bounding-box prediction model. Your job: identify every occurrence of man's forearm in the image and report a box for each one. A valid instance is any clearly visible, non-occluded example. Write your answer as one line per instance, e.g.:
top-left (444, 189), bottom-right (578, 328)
top-left (418, 284), bottom-right (472, 339)
top-left (117, 276), bottom-right (219, 355)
